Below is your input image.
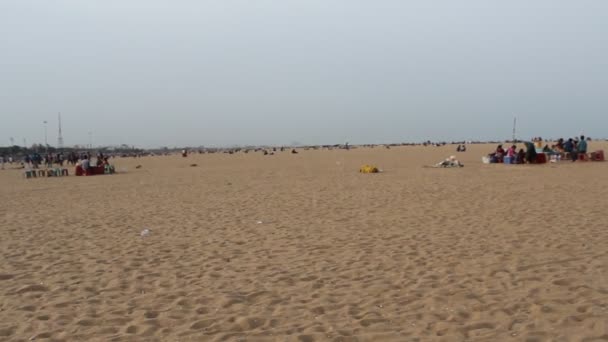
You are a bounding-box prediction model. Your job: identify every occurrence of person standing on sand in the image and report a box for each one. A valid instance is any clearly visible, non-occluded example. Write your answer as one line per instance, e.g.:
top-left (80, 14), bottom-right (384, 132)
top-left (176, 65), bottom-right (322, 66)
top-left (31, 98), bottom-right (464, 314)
top-left (573, 135), bottom-right (588, 161)
top-left (81, 155), bottom-right (90, 172)
top-left (564, 138), bottom-right (574, 158)
top-left (45, 153), bottom-right (53, 168)
top-left (523, 141), bottom-right (537, 163)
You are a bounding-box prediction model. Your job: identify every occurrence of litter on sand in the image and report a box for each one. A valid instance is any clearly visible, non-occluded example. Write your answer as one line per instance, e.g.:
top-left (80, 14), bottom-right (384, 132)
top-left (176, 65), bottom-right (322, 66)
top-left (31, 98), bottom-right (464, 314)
top-left (425, 156), bottom-right (464, 168)
top-left (359, 165), bottom-right (380, 173)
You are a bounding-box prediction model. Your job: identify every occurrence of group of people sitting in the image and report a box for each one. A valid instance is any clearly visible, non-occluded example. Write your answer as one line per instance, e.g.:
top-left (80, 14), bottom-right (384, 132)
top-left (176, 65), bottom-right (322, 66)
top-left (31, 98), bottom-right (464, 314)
top-left (455, 144), bottom-right (467, 152)
top-left (488, 144), bottom-right (530, 164)
top-left (263, 148), bottom-right (298, 155)
top-left (488, 135), bottom-right (589, 164)
top-left (76, 153), bottom-right (115, 175)
top-left (549, 136), bottom-right (588, 161)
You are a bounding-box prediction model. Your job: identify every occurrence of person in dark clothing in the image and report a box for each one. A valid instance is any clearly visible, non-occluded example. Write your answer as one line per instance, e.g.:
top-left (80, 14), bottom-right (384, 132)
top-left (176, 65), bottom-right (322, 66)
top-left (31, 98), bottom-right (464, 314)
top-left (523, 141), bottom-right (537, 163)
top-left (562, 138), bottom-right (575, 161)
top-left (516, 149), bottom-right (526, 164)
top-left (555, 138), bottom-right (565, 151)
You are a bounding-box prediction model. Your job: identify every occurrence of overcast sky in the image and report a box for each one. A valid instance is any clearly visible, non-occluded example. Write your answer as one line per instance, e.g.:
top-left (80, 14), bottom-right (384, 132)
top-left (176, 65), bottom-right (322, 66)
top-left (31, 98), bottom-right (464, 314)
top-left (1, 1), bottom-right (607, 147)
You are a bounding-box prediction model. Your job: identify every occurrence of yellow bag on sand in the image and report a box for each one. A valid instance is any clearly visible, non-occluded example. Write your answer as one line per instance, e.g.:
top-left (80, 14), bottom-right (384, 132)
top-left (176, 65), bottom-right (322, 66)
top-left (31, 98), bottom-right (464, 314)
top-left (359, 165), bottom-right (379, 173)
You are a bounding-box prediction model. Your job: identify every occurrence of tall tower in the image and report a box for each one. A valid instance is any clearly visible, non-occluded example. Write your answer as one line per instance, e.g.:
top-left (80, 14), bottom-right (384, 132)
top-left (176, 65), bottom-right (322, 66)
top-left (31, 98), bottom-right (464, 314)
top-left (57, 112), bottom-right (64, 149)
top-left (512, 117), bottom-right (517, 142)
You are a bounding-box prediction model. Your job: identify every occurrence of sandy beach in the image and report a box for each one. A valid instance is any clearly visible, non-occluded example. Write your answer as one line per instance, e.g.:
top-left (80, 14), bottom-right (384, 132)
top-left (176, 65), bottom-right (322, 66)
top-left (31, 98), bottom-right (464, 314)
top-left (1, 143), bottom-right (608, 341)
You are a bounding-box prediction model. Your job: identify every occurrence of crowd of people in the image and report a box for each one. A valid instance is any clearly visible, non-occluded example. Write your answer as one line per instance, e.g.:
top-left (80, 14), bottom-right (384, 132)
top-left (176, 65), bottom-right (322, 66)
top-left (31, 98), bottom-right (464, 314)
top-left (7, 151), bottom-right (113, 170)
top-left (72, 152), bottom-right (115, 175)
top-left (548, 137), bottom-right (588, 161)
top-left (0, 137), bottom-right (600, 173)
top-left (488, 136), bottom-right (590, 164)
top-left (0, 156), bottom-right (13, 169)
top-left (30, 152), bottom-right (76, 168)
top-left (488, 144), bottom-right (529, 164)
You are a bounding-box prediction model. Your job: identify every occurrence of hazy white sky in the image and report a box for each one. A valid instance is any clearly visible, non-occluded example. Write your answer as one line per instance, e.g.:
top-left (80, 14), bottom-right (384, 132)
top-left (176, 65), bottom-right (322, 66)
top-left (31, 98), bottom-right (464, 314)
top-left (1, 0), bottom-right (607, 147)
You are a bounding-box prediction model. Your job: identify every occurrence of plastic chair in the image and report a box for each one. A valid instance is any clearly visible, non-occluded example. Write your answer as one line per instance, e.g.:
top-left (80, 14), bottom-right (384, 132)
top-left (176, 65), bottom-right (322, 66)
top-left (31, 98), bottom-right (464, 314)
top-left (591, 150), bottom-right (604, 161)
top-left (535, 154), bottom-right (547, 164)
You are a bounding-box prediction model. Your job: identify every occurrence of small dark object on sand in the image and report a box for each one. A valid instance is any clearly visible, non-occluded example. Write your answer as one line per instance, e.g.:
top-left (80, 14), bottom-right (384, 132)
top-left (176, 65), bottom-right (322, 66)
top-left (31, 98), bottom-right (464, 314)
top-left (190, 164), bottom-right (198, 167)
top-left (135, 165), bottom-right (142, 169)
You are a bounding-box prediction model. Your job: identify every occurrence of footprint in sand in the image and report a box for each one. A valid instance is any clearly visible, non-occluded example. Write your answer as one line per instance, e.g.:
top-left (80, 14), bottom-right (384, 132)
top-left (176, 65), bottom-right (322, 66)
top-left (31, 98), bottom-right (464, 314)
top-left (125, 325), bottom-right (138, 334)
top-left (552, 278), bottom-right (576, 286)
top-left (16, 284), bottom-right (49, 294)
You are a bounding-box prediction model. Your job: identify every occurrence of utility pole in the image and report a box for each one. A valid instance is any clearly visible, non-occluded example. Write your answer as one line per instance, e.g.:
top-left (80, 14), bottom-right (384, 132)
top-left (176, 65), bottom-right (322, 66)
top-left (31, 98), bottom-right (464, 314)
top-left (57, 112), bottom-right (64, 149)
top-left (512, 117), bottom-right (517, 142)
top-left (43, 120), bottom-right (48, 153)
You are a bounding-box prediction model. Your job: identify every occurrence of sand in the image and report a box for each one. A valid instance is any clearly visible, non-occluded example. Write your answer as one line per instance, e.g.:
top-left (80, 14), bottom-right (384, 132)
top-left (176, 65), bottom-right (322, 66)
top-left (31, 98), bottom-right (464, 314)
top-left (1, 143), bottom-right (608, 341)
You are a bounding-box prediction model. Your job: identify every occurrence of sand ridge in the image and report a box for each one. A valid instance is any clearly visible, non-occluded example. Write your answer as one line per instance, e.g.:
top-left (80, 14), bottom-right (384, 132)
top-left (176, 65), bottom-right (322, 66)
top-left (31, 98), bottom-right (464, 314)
top-left (1, 143), bottom-right (608, 341)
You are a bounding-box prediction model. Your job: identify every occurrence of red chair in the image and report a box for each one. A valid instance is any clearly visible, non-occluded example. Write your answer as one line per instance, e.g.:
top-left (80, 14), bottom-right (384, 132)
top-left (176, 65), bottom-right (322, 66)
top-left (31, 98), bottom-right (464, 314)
top-left (591, 150), bottom-right (605, 161)
top-left (92, 166), bottom-right (105, 175)
top-left (535, 153), bottom-right (547, 164)
top-left (578, 153), bottom-right (589, 161)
